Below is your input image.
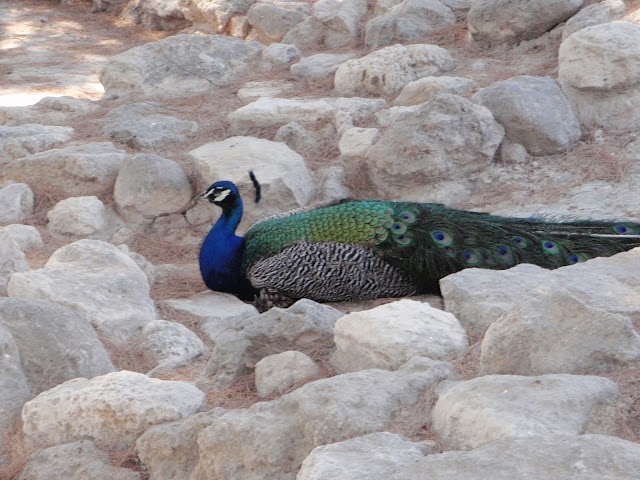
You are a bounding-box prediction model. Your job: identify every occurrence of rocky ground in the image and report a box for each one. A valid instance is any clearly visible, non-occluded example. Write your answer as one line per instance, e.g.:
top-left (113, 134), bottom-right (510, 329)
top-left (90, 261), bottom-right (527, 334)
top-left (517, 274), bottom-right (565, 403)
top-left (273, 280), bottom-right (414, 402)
top-left (2, 0), bottom-right (640, 479)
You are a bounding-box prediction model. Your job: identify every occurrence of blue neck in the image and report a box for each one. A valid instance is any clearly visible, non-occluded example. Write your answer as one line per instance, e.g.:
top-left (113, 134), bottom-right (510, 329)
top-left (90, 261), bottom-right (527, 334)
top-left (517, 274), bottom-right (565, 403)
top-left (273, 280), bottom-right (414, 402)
top-left (199, 201), bottom-right (253, 299)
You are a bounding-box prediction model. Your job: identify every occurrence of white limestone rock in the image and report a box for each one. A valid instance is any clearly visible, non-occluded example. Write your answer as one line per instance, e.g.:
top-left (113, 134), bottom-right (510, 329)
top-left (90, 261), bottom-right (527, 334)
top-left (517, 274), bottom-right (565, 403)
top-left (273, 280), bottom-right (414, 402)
top-left (138, 358), bottom-right (452, 480)
top-left (114, 153), bottom-right (192, 223)
top-left (255, 350), bottom-right (320, 397)
top-left (468, 0), bottom-right (584, 44)
top-left (393, 75), bottom-right (475, 106)
top-left (338, 127), bottom-right (380, 158)
top-left (559, 21), bottom-right (640, 129)
top-left (228, 97), bottom-right (385, 133)
top-left (290, 53), bottom-right (356, 81)
top-left (0, 240), bottom-right (28, 295)
top-left (100, 34), bottom-right (262, 99)
top-left (165, 291), bottom-right (258, 331)
top-left (0, 124), bottom-right (75, 163)
top-left (275, 122), bottom-right (325, 155)
top-left (0, 298), bottom-right (114, 392)
top-left (365, 94), bottom-right (503, 200)
top-left (365, 0), bottom-right (455, 48)
top-left (198, 299), bottom-right (342, 389)
top-left (115, 244), bottom-right (156, 284)
top-left (180, 0), bottom-right (257, 33)
top-left (2, 142), bottom-right (128, 197)
top-left (0, 96), bottom-right (101, 127)
top-left (331, 299), bottom-right (468, 373)
top-left (471, 75), bottom-right (580, 155)
top-left (236, 80), bottom-right (297, 103)
top-left (390, 435), bottom-right (640, 480)
top-left (122, 0), bottom-right (188, 31)
top-left (189, 136), bottom-right (316, 229)
top-left (18, 440), bottom-right (140, 480)
top-left (334, 44), bottom-right (455, 97)
top-left (142, 319), bottom-right (206, 367)
top-left (0, 224), bottom-right (43, 251)
top-left (432, 374), bottom-right (620, 450)
top-left (283, 0), bottom-right (369, 49)
top-left (247, 3), bottom-right (308, 43)
top-left (282, 16), bottom-right (329, 50)
top-left (480, 289), bottom-right (640, 375)
top-left (100, 103), bottom-right (198, 149)
top-left (7, 239), bottom-right (156, 346)
top-left (441, 249), bottom-right (640, 336)
top-left (0, 324), bottom-right (31, 438)
top-left (259, 43), bottom-right (302, 69)
top-left (47, 196), bottom-right (123, 241)
top-left (374, 105), bottom-right (420, 126)
top-left (21, 371), bottom-right (205, 449)
top-left (562, 0), bottom-right (626, 41)
top-left (316, 0), bottom-right (368, 47)
top-left (0, 182), bottom-right (34, 224)
top-left (499, 139), bottom-right (530, 164)
top-left (298, 432), bottom-right (427, 480)
top-left (135, 411), bottom-right (223, 480)
top-left (228, 14), bottom-right (250, 37)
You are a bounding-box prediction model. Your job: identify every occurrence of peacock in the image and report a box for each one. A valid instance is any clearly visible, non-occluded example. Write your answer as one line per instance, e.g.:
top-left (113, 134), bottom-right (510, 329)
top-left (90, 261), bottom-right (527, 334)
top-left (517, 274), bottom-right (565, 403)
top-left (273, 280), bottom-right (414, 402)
top-left (198, 174), bottom-right (640, 311)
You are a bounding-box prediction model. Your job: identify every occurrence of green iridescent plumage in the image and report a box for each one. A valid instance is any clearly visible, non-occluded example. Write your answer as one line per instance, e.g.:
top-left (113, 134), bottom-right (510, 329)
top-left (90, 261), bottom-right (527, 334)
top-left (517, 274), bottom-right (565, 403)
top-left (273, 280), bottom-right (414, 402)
top-left (242, 200), bottom-right (640, 297)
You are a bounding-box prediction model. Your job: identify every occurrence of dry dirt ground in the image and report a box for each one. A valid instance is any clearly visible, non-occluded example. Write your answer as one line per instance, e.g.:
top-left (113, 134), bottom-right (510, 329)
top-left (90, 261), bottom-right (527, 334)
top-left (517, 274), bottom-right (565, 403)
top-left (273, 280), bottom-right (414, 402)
top-left (0, 0), bottom-right (167, 106)
top-left (1, 0), bottom-right (640, 477)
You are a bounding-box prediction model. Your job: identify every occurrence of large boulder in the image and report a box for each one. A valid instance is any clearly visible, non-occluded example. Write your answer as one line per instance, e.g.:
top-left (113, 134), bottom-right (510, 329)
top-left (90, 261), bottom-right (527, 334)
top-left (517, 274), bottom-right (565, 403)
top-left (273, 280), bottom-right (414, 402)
top-left (7, 240), bottom-right (156, 346)
top-left (247, 3), bottom-right (308, 43)
top-left (432, 374), bottom-right (620, 450)
top-left (390, 435), bottom-right (640, 479)
top-left (0, 124), bottom-right (75, 163)
top-left (363, 94), bottom-right (504, 200)
top-left (0, 298), bottom-right (114, 393)
top-left (558, 21), bottom-right (640, 129)
top-left (331, 299), bottom-right (468, 373)
top-left (0, 324), bottom-right (31, 442)
top-left (562, 0), bottom-right (626, 41)
top-left (283, 0), bottom-right (368, 49)
top-left (480, 289), bottom-right (640, 375)
top-left (298, 432), bottom-right (428, 480)
top-left (468, 0), bottom-right (584, 44)
top-left (114, 153), bottom-right (192, 223)
top-left (100, 34), bottom-right (263, 99)
top-left (100, 103), bottom-right (198, 149)
top-left (17, 440), bottom-right (140, 480)
top-left (471, 76), bottom-right (580, 155)
top-left (441, 248), bottom-right (640, 335)
top-left (0, 183), bottom-right (33, 227)
top-left (21, 371), bottom-right (205, 449)
top-left (46, 196), bottom-right (124, 241)
top-left (334, 44), bottom-right (455, 97)
top-left (2, 142), bottom-right (128, 197)
top-left (0, 96), bottom-right (100, 127)
top-left (365, 0), bottom-right (455, 48)
top-left (180, 0), bottom-right (257, 33)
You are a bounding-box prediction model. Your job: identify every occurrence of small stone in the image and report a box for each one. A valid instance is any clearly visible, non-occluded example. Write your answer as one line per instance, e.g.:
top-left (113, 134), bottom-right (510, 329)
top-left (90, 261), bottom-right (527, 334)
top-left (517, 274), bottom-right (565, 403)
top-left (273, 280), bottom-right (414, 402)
top-left (255, 350), bottom-right (320, 397)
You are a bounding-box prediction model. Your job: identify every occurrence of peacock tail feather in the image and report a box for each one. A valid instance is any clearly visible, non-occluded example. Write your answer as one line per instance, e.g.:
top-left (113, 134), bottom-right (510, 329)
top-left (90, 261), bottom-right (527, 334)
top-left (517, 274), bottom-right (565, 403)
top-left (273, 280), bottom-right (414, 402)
top-left (243, 200), bottom-right (640, 295)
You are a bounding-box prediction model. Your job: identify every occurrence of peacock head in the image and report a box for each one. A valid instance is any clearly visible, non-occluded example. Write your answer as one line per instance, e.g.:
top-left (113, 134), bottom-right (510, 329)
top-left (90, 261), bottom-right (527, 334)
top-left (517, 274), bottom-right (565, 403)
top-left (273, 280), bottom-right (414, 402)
top-left (200, 181), bottom-right (241, 208)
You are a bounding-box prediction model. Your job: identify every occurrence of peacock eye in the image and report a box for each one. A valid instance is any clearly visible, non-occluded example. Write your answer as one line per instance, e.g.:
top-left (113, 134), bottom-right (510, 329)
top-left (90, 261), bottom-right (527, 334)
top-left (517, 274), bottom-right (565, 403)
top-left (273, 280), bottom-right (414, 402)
top-left (213, 188), bottom-right (231, 202)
